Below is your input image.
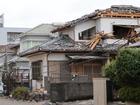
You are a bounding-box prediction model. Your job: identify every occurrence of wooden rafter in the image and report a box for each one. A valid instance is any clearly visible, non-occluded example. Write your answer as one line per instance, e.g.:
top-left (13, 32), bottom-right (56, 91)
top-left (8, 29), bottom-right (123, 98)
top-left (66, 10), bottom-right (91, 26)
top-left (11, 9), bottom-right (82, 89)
top-left (87, 32), bottom-right (114, 50)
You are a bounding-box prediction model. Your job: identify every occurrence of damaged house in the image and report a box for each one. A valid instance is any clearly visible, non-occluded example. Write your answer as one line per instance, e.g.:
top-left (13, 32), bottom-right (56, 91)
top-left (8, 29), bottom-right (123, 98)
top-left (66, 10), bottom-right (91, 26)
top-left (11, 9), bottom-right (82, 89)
top-left (20, 5), bottom-right (140, 101)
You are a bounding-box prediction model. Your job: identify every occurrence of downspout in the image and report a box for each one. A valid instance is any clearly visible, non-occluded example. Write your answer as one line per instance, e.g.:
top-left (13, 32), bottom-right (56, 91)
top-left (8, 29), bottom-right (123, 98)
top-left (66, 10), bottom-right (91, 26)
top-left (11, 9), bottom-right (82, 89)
top-left (46, 51), bottom-right (51, 93)
top-left (46, 52), bottom-right (51, 81)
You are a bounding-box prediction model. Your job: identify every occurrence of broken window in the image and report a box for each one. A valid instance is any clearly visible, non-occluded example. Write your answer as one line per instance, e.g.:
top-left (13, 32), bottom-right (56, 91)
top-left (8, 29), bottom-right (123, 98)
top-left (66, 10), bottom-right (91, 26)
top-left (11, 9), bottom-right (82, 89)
top-left (78, 27), bottom-right (96, 40)
top-left (113, 25), bottom-right (131, 39)
top-left (32, 60), bottom-right (42, 80)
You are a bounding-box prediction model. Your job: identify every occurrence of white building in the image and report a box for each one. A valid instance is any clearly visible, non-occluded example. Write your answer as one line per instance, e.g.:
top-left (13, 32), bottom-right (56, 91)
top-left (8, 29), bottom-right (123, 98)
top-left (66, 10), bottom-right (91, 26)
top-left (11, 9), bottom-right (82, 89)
top-left (0, 15), bottom-right (30, 45)
top-left (20, 24), bottom-right (59, 52)
top-left (0, 27), bottom-right (30, 45)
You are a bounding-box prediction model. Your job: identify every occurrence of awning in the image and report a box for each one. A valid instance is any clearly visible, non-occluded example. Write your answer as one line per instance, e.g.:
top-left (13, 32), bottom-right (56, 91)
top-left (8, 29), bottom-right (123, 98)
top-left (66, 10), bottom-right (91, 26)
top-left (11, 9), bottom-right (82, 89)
top-left (68, 55), bottom-right (108, 60)
top-left (8, 56), bottom-right (29, 63)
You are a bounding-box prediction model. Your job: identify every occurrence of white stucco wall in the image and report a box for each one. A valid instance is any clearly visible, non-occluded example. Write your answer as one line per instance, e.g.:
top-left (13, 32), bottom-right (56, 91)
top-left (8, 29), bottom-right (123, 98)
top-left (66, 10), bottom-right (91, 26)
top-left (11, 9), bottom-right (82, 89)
top-left (95, 18), bottom-right (101, 32)
top-left (28, 53), bottom-right (47, 90)
top-left (99, 18), bottom-right (140, 33)
top-left (48, 53), bottom-right (68, 61)
top-left (20, 35), bottom-right (50, 52)
top-left (60, 28), bottom-right (75, 40)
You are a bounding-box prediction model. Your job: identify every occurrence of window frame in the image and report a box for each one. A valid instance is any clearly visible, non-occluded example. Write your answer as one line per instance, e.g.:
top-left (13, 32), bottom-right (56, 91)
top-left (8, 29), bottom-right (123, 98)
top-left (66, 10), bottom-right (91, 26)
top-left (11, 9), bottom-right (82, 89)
top-left (31, 60), bottom-right (42, 80)
top-left (78, 27), bottom-right (96, 40)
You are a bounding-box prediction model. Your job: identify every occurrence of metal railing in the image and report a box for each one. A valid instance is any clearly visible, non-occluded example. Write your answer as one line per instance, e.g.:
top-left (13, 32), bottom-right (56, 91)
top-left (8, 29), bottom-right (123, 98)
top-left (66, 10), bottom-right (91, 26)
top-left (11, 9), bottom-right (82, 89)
top-left (49, 73), bottom-right (102, 83)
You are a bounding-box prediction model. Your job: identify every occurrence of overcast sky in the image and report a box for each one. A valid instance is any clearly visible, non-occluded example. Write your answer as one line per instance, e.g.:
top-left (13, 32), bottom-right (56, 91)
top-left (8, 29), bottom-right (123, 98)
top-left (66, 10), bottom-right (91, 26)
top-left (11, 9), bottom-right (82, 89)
top-left (0, 0), bottom-right (140, 28)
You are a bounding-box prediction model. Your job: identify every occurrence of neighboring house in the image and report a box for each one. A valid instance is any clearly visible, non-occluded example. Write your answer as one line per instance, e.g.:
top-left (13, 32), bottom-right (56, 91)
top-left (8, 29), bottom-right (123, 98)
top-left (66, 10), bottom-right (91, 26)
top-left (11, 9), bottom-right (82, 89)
top-left (0, 15), bottom-right (30, 90)
top-left (0, 27), bottom-right (30, 45)
top-left (19, 5), bottom-right (140, 91)
top-left (20, 24), bottom-right (59, 52)
top-left (8, 44), bottom-right (30, 86)
top-left (0, 44), bottom-right (30, 86)
top-left (0, 15), bottom-right (30, 45)
top-left (18, 24), bottom-right (61, 89)
top-left (0, 44), bottom-right (15, 70)
top-left (0, 44), bottom-right (15, 81)
top-left (0, 14), bottom-right (4, 27)
top-left (20, 34), bottom-right (110, 90)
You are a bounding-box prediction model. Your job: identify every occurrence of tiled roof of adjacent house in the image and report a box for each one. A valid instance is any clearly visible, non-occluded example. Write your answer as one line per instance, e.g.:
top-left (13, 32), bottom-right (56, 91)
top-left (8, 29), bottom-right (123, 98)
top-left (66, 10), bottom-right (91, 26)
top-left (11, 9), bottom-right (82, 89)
top-left (20, 35), bottom-right (123, 57)
top-left (52, 5), bottom-right (140, 32)
top-left (0, 44), bottom-right (15, 53)
top-left (8, 56), bottom-right (29, 63)
top-left (20, 35), bottom-right (91, 56)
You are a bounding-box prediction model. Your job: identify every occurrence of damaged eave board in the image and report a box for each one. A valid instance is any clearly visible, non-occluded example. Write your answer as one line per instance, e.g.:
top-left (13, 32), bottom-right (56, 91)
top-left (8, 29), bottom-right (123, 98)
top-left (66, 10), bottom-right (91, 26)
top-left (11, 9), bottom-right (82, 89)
top-left (68, 55), bottom-right (108, 60)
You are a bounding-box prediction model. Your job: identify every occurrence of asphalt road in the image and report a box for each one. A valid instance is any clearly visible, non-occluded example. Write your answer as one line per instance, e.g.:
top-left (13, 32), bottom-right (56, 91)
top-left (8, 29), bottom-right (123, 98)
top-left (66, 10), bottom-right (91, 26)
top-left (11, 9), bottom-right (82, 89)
top-left (0, 97), bottom-right (46, 105)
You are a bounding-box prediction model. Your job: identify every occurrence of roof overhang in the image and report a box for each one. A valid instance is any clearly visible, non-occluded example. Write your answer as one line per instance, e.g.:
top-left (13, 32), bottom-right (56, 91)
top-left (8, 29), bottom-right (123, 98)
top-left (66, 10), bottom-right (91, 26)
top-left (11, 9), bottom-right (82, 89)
top-left (67, 55), bottom-right (108, 60)
top-left (20, 50), bottom-right (91, 57)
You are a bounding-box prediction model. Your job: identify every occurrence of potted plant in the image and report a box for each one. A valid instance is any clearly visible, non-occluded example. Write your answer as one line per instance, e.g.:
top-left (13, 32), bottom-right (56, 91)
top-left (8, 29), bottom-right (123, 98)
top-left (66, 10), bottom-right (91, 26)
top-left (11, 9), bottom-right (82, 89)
top-left (104, 48), bottom-right (140, 105)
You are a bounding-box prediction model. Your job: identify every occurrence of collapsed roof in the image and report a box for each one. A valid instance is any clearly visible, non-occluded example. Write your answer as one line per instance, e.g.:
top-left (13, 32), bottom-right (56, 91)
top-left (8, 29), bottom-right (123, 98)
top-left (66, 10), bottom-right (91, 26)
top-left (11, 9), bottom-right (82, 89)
top-left (52, 5), bottom-right (140, 32)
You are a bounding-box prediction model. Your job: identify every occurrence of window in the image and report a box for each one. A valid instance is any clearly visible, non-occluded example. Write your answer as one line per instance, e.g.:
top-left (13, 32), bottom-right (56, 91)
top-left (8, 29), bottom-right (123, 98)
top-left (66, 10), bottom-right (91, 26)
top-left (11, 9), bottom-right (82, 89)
top-left (113, 25), bottom-right (130, 39)
top-left (32, 60), bottom-right (42, 80)
top-left (21, 41), bottom-right (32, 51)
top-left (22, 41), bottom-right (43, 51)
top-left (32, 41), bottom-right (42, 47)
top-left (78, 27), bottom-right (96, 40)
top-left (83, 63), bottom-right (102, 78)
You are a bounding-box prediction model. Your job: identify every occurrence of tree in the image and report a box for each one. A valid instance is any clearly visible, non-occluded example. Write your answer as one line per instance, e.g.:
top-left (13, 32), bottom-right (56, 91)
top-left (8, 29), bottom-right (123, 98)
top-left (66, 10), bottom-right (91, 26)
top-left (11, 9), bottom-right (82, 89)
top-left (104, 48), bottom-right (140, 103)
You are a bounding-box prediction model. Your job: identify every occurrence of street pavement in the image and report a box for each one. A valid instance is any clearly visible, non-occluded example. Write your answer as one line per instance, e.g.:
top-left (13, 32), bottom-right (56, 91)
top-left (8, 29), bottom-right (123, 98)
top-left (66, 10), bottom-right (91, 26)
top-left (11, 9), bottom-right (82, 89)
top-left (0, 97), bottom-right (125, 105)
top-left (0, 97), bottom-right (46, 105)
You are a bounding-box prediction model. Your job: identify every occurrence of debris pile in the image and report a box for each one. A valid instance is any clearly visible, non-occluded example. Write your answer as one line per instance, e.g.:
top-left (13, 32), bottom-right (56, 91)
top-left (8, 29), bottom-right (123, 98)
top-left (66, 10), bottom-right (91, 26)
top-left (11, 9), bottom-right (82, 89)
top-left (88, 29), bottom-right (140, 50)
top-left (87, 31), bottom-right (114, 50)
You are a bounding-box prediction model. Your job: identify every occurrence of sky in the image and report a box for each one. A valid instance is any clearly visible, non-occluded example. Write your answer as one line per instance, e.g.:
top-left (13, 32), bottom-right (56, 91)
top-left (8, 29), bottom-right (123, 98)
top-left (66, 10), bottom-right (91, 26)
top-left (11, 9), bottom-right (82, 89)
top-left (0, 0), bottom-right (140, 28)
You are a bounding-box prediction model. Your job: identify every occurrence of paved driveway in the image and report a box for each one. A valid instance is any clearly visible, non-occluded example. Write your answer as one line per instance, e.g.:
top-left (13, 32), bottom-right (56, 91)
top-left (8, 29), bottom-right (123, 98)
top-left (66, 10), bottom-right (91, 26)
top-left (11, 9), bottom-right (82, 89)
top-left (0, 97), bottom-right (46, 105)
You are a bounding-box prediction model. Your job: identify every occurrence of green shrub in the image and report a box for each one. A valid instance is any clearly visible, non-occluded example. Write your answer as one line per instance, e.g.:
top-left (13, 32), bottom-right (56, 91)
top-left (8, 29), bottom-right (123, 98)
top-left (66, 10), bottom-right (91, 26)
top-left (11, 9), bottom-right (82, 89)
top-left (119, 86), bottom-right (140, 103)
top-left (104, 60), bottom-right (117, 83)
top-left (12, 86), bottom-right (29, 100)
top-left (115, 48), bottom-right (140, 86)
top-left (104, 48), bottom-right (140, 103)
